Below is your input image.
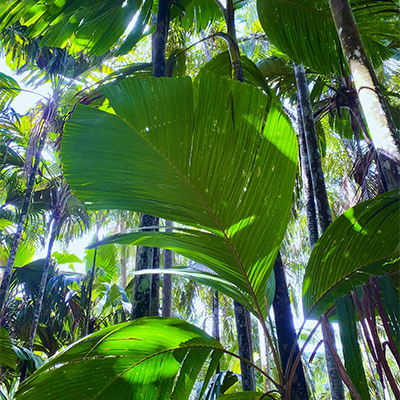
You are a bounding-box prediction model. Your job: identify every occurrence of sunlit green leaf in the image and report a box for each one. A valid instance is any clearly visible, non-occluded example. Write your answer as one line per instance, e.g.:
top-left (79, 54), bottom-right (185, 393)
top-left (303, 190), bottom-right (400, 318)
top-left (62, 72), bottom-right (298, 317)
top-left (15, 317), bottom-right (223, 400)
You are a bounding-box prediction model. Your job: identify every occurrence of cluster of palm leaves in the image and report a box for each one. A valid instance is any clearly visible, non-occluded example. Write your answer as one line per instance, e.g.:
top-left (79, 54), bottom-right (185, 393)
top-left (0, 0), bottom-right (399, 399)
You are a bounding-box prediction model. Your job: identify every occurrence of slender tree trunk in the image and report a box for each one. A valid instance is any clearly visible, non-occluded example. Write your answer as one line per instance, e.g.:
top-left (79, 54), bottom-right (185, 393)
top-left (212, 290), bottom-right (220, 341)
top-left (234, 300), bottom-right (255, 391)
top-left (329, 0), bottom-right (400, 190)
top-left (273, 254), bottom-right (309, 400)
top-left (152, 0), bottom-right (170, 78)
top-left (85, 246), bottom-right (97, 335)
top-left (84, 213), bottom-right (105, 335)
top-left (0, 99), bottom-right (57, 315)
top-left (295, 65), bottom-right (345, 400)
top-left (223, 0), bottom-right (256, 390)
top-left (20, 214), bottom-right (60, 381)
top-left (131, 214), bottom-right (156, 319)
top-left (120, 218), bottom-right (127, 289)
top-left (294, 63), bottom-right (332, 232)
top-left (149, 231), bottom-right (160, 316)
top-left (297, 101), bottom-right (319, 249)
top-left (132, 0), bottom-right (171, 319)
top-left (162, 220), bottom-right (173, 317)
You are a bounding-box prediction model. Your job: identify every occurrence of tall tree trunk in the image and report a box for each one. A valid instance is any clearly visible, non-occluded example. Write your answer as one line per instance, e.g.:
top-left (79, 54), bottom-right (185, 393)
top-left (234, 300), bottom-right (255, 391)
top-left (85, 246), bottom-right (97, 335)
top-left (119, 218), bottom-right (127, 289)
top-left (0, 99), bottom-right (58, 315)
top-left (131, 214), bottom-right (156, 319)
top-left (132, 0), bottom-right (171, 319)
top-left (295, 65), bottom-right (345, 400)
top-left (152, 0), bottom-right (170, 78)
top-left (297, 100), bottom-right (319, 249)
top-left (149, 233), bottom-right (160, 316)
top-left (294, 63), bottom-right (332, 232)
top-left (329, 0), bottom-right (400, 190)
top-left (84, 212), bottom-right (105, 334)
top-left (20, 214), bottom-right (60, 381)
top-left (273, 254), bottom-right (309, 400)
top-left (223, 0), bottom-right (255, 390)
top-left (212, 290), bottom-right (220, 342)
top-left (162, 220), bottom-right (173, 317)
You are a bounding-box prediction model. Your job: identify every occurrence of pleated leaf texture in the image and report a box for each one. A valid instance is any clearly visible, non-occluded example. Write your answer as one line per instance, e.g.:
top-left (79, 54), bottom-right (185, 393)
top-left (303, 189), bottom-right (400, 318)
top-left (15, 318), bottom-right (223, 400)
top-left (257, 0), bottom-right (399, 75)
top-left (0, 0), bottom-right (152, 56)
top-left (62, 72), bottom-right (298, 317)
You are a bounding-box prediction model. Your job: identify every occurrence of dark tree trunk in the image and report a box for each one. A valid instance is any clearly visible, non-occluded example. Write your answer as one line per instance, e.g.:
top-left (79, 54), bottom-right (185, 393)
top-left (212, 290), bottom-right (220, 341)
top-left (152, 0), bottom-right (170, 78)
top-left (272, 254), bottom-right (309, 400)
top-left (0, 93), bottom-right (59, 317)
top-left (120, 218), bottom-right (127, 289)
top-left (20, 214), bottom-right (60, 381)
top-left (84, 246), bottom-right (97, 335)
top-left (329, 0), bottom-right (400, 190)
top-left (0, 108), bottom-right (56, 315)
top-left (132, 0), bottom-right (171, 320)
top-left (131, 214), bottom-right (157, 319)
top-left (212, 290), bottom-right (220, 373)
top-left (149, 235), bottom-right (160, 316)
top-left (294, 63), bottom-right (332, 232)
top-left (295, 65), bottom-right (345, 400)
top-left (234, 300), bottom-right (255, 391)
top-left (161, 220), bottom-right (173, 317)
top-left (297, 100), bottom-right (319, 250)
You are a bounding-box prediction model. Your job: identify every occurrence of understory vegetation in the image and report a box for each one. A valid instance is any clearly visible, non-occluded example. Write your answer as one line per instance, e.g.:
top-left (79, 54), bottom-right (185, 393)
top-left (0, 0), bottom-right (399, 399)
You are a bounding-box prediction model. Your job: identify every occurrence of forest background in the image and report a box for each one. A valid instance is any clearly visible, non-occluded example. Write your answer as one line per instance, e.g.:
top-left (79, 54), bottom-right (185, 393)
top-left (0, 0), bottom-right (399, 399)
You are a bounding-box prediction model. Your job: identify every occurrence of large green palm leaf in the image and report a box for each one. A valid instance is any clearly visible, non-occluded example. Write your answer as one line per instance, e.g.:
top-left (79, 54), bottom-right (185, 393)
top-left (62, 72), bottom-right (298, 317)
top-left (257, 0), bottom-right (398, 75)
top-left (0, 0), bottom-right (152, 56)
top-left (15, 318), bottom-right (223, 400)
top-left (303, 190), bottom-right (400, 318)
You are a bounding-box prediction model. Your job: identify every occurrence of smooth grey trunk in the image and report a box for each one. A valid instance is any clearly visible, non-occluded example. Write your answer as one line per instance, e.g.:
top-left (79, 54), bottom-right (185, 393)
top-left (294, 63), bottom-right (332, 232)
top-left (329, 0), bottom-right (400, 190)
top-left (295, 64), bottom-right (344, 400)
top-left (0, 95), bottom-right (59, 316)
top-left (272, 254), bottom-right (309, 400)
top-left (161, 220), bottom-right (173, 317)
top-left (297, 100), bottom-right (319, 249)
top-left (234, 300), bottom-right (255, 391)
top-left (20, 215), bottom-right (59, 381)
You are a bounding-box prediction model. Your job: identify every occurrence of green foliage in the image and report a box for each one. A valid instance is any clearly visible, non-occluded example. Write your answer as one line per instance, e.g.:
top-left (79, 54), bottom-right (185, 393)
top-left (303, 190), bottom-right (400, 318)
top-left (257, 0), bottom-right (398, 75)
top-left (0, 72), bottom-right (20, 111)
top-left (15, 317), bottom-right (223, 400)
top-left (61, 72), bottom-right (298, 317)
top-left (0, 328), bottom-right (17, 369)
top-left (336, 295), bottom-right (371, 400)
top-left (0, 0), bottom-right (153, 56)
